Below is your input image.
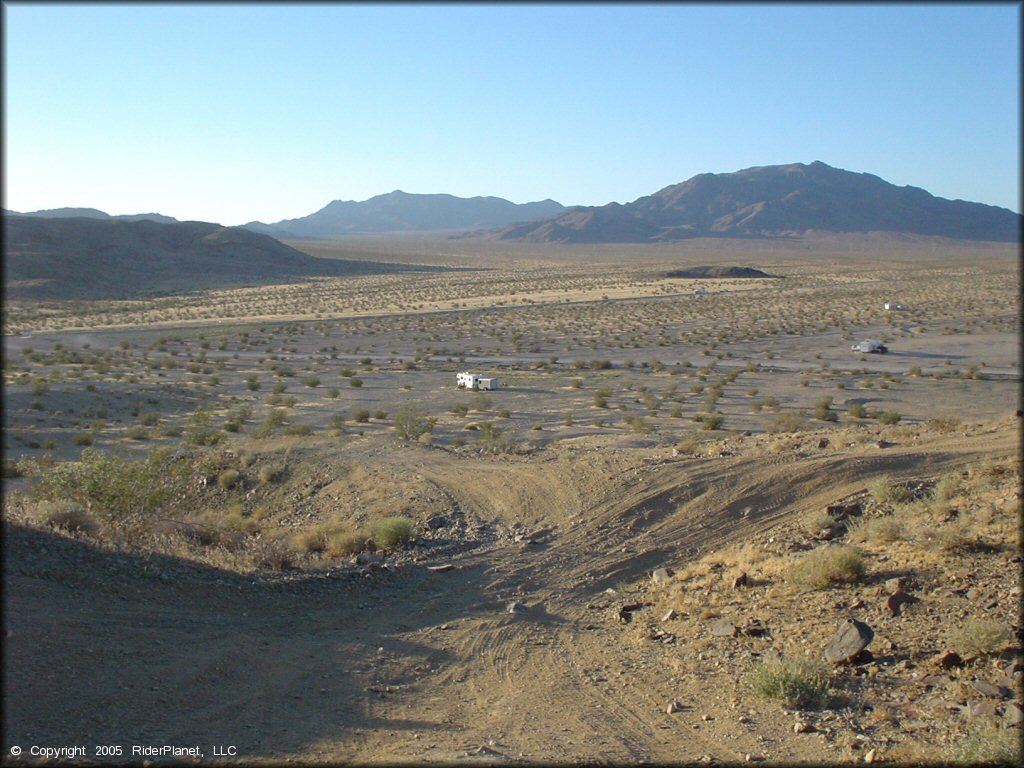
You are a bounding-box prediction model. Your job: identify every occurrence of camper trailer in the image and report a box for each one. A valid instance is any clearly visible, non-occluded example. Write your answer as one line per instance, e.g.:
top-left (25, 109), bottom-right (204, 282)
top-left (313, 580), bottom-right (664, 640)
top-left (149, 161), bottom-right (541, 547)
top-left (456, 372), bottom-right (501, 391)
top-left (851, 339), bottom-right (888, 354)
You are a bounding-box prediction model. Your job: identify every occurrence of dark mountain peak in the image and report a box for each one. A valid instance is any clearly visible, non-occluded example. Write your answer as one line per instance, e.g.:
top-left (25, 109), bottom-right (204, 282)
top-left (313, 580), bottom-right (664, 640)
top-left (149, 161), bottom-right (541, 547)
top-left (492, 162), bottom-right (1020, 244)
top-left (245, 191), bottom-right (567, 239)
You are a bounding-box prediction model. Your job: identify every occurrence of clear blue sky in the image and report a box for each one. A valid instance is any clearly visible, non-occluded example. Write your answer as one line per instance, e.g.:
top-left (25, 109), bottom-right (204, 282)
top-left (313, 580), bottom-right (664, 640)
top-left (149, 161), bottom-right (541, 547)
top-left (4, 2), bottom-right (1020, 224)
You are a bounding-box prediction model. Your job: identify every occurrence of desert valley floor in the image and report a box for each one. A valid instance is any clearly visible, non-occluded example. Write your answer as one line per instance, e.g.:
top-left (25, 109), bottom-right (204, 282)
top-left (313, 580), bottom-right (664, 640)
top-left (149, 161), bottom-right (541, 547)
top-left (3, 238), bottom-right (1021, 764)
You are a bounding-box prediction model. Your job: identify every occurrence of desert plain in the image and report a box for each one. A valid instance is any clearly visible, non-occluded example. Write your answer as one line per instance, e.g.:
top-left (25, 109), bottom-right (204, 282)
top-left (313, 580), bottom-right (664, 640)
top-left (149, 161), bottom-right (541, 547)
top-left (3, 235), bottom-right (1021, 764)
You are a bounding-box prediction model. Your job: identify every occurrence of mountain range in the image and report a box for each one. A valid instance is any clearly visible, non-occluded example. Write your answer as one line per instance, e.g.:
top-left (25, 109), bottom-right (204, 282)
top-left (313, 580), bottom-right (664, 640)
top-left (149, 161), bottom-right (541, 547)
top-left (3, 216), bottom-right (434, 301)
top-left (493, 162), bottom-right (1021, 243)
top-left (244, 191), bottom-right (567, 239)
top-left (3, 207), bottom-right (179, 224)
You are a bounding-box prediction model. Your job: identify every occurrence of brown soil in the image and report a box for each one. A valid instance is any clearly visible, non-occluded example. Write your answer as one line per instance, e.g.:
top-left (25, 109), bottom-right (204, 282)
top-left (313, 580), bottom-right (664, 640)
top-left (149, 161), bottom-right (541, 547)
top-left (4, 417), bottom-right (1019, 764)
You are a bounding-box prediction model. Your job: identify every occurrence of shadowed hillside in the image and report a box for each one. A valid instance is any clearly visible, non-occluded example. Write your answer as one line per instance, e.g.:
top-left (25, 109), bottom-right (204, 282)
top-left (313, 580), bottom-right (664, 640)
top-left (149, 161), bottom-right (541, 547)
top-left (3, 215), bottom-right (438, 300)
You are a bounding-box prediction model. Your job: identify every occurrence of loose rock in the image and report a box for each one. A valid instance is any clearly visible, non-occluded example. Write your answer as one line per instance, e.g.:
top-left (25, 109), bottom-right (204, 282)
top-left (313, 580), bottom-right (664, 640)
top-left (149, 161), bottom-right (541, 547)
top-left (711, 619), bottom-right (738, 638)
top-left (651, 567), bottom-right (674, 585)
top-left (507, 601), bottom-right (528, 615)
top-left (886, 590), bottom-right (918, 617)
top-left (732, 572), bottom-right (749, 589)
top-left (933, 649), bottom-right (964, 669)
top-left (824, 619), bottom-right (874, 664)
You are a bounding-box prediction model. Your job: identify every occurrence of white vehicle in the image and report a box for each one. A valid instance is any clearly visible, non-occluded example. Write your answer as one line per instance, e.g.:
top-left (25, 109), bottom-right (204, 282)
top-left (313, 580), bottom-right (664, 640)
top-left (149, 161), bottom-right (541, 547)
top-left (851, 339), bottom-right (888, 354)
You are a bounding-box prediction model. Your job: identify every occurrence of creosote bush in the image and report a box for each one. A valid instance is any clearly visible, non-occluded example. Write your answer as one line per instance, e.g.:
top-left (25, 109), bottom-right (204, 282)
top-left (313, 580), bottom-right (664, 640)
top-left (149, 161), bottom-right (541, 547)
top-left (745, 656), bottom-right (829, 708)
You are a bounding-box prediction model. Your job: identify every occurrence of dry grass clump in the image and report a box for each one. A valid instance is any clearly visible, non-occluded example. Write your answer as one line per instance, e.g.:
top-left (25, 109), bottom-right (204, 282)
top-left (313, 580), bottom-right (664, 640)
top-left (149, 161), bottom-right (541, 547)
top-left (800, 509), bottom-right (834, 535)
top-left (326, 529), bottom-right (367, 558)
top-left (745, 656), bottom-right (829, 709)
top-left (250, 538), bottom-right (295, 571)
top-left (787, 545), bottom-right (866, 589)
top-left (952, 723), bottom-right (1021, 764)
top-left (35, 500), bottom-right (100, 535)
top-left (948, 618), bottom-right (1010, 660)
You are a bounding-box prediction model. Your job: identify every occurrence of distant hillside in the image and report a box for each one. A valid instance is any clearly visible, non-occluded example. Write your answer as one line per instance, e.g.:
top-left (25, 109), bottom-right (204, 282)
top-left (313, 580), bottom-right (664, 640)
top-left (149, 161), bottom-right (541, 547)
top-left (7, 207), bottom-right (180, 224)
top-left (664, 266), bottom-right (779, 279)
top-left (492, 162), bottom-right (1022, 243)
top-left (245, 191), bottom-right (566, 239)
top-left (4, 216), bottom-right (434, 301)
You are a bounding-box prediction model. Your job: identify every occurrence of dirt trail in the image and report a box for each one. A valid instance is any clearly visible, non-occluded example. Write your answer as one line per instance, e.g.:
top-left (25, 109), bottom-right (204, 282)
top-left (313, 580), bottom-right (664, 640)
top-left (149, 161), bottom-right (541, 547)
top-left (4, 422), bottom-right (1017, 763)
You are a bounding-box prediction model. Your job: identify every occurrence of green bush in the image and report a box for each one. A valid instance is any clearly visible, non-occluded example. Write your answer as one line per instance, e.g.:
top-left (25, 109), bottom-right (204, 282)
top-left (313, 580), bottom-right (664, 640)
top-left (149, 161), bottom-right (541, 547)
top-left (369, 517), bottom-right (413, 549)
top-left (25, 447), bottom-right (189, 525)
top-left (788, 545), bottom-right (867, 589)
top-left (877, 410), bottom-right (901, 425)
top-left (745, 656), bottom-right (829, 708)
top-left (252, 409), bottom-right (288, 439)
top-left (846, 402), bottom-right (867, 419)
top-left (701, 413), bottom-right (724, 431)
top-left (349, 378), bottom-right (363, 388)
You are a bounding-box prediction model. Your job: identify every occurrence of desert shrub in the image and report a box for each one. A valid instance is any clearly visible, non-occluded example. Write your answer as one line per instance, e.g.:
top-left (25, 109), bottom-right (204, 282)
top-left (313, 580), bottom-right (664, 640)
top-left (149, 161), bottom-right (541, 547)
top-left (25, 447), bottom-right (189, 525)
top-left (349, 378), bottom-right (363, 388)
top-left (126, 425), bottom-right (150, 440)
top-left (394, 404), bottom-right (434, 441)
top-left (271, 382), bottom-right (287, 394)
top-left (877, 410), bottom-right (901, 425)
top-left (326, 529), bottom-right (367, 557)
top-left (625, 415), bottom-right (651, 434)
top-left (252, 409), bottom-right (287, 439)
top-left (846, 402), bottom-right (867, 419)
top-left (369, 517), bottom-right (413, 549)
top-left (787, 545), bottom-right (866, 588)
top-left (949, 618), bottom-right (1011, 659)
top-left (801, 509), bottom-right (835, 535)
top-left (745, 656), bottom-right (829, 708)
top-left (217, 469), bottom-right (240, 490)
top-left (449, 403), bottom-right (469, 416)
top-left (700, 412), bottom-right (724, 431)
top-left (73, 431), bottom-right (95, 446)
top-left (283, 423), bottom-right (313, 436)
top-left (868, 476), bottom-right (912, 505)
top-left (292, 527), bottom-right (327, 553)
top-left (251, 539), bottom-right (295, 571)
top-left (303, 375), bottom-right (321, 388)
top-left (768, 413), bottom-right (802, 433)
top-left (926, 416), bottom-right (961, 433)
top-left (258, 463), bottom-right (285, 484)
top-left (813, 396), bottom-right (838, 422)
top-left (932, 472), bottom-right (962, 502)
top-left (928, 521), bottom-right (973, 552)
top-left (325, 388), bottom-right (340, 399)
top-left (353, 408), bottom-right (371, 423)
top-left (185, 408), bottom-right (223, 446)
top-left (36, 500), bottom-right (99, 535)
top-left (846, 515), bottom-right (904, 544)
